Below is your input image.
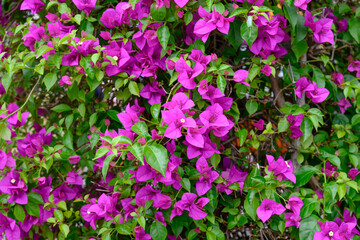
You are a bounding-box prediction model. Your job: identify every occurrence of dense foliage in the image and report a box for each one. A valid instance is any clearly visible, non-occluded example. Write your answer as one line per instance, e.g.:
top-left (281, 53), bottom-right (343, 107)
top-left (1, 0), bottom-right (360, 239)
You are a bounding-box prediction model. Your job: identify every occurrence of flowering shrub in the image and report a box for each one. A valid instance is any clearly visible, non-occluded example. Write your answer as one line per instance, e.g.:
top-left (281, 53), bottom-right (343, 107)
top-left (1, 0), bottom-right (360, 239)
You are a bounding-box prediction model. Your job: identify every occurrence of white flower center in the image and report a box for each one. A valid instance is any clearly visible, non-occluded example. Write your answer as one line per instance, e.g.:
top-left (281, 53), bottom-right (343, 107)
top-left (11, 179), bottom-right (16, 184)
top-left (87, 211), bottom-right (91, 214)
top-left (329, 231), bottom-right (334, 237)
top-left (113, 56), bottom-right (119, 61)
top-left (285, 161), bottom-right (290, 168)
top-left (180, 118), bottom-right (185, 123)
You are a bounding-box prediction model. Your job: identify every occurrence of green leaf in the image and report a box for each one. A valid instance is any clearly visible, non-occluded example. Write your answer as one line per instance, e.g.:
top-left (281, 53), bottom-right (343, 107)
top-left (144, 144), bottom-right (169, 177)
top-left (129, 142), bottom-right (145, 164)
top-left (59, 224), bottom-right (70, 238)
top-left (51, 104), bottom-right (72, 113)
top-left (151, 103), bottom-right (161, 121)
top-left (351, 114), bottom-right (360, 125)
top-left (184, 12), bottom-right (193, 25)
top-left (245, 100), bottom-right (258, 115)
top-left (131, 121), bottom-right (149, 137)
top-left (78, 103), bottom-right (86, 118)
top-left (228, 19), bottom-right (242, 51)
top-left (25, 202), bottom-right (40, 217)
top-left (102, 154), bottom-right (115, 179)
top-left (324, 182), bottom-right (338, 213)
top-left (338, 184), bottom-right (347, 200)
top-left (238, 128), bottom-right (247, 146)
top-left (64, 131), bottom-right (74, 150)
top-left (14, 205), bottom-right (25, 222)
top-left (349, 18), bottom-right (360, 43)
top-left (217, 75), bottom-right (226, 94)
top-left (299, 215), bottom-right (320, 240)
top-left (0, 123), bottom-right (11, 141)
top-left (95, 147), bottom-right (110, 159)
top-left (43, 72), bottom-right (58, 91)
top-left (240, 18), bottom-right (258, 49)
top-left (151, 4), bottom-right (166, 21)
top-left (2, 73), bottom-right (12, 92)
top-left (150, 221), bottom-right (167, 240)
top-left (128, 81), bottom-right (140, 96)
top-left (28, 192), bottom-right (45, 204)
top-left (291, 39), bottom-right (308, 61)
top-left (157, 25), bottom-right (170, 49)
top-left (54, 209), bottom-right (64, 222)
top-left (295, 166), bottom-right (318, 187)
top-left (300, 199), bottom-right (318, 219)
top-left (229, 7), bottom-right (248, 17)
top-left (244, 193), bottom-right (258, 221)
top-left (36, 46), bottom-right (54, 59)
top-left (301, 117), bottom-right (313, 141)
top-left (278, 118), bottom-right (289, 132)
top-left (115, 222), bottom-right (133, 235)
top-left (181, 178), bottom-right (191, 192)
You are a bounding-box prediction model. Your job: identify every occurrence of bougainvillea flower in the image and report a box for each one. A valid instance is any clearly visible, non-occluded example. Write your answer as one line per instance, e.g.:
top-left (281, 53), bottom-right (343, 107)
top-left (304, 11), bottom-right (334, 44)
top-left (314, 221), bottom-right (340, 240)
top-left (331, 73), bottom-right (344, 86)
top-left (59, 76), bottom-right (72, 86)
top-left (72, 0), bottom-right (96, 16)
top-left (286, 196), bottom-right (303, 215)
top-left (20, 215), bottom-right (39, 232)
top-left (135, 185), bottom-right (171, 209)
top-left (3, 103), bottom-right (29, 128)
top-left (0, 172), bottom-right (28, 204)
top-left (260, 64), bottom-right (272, 76)
top-left (257, 198), bottom-right (286, 223)
top-left (100, 9), bottom-right (122, 28)
top-left (32, 177), bottom-right (52, 202)
top-left (0, 150), bottom-right (16, 170)
top-left (0, 213), bottom-right (21, 240)
top-left (78, 40), bottom-right (99, 57)
top-left (266, 155), bottom-right (296, 183)
top-left (217, 164), bottom-right (247, 195)
top-left (47, 21), bottom-right (75, 39)
top-left (17, 128), bottom-right (52, 157)
top-left (322, 161), bottom-right (337, 178)
top-left (45, 12), bottom-right (58, 23)
top-left (337, 98), bottom-right (352, 114)
top-left (194, 6), bottom-right (235, 42)
top-left (103, 41), bottom-right (132, 76)
top-left (195, 157), bottom-right (219, 196)
top-left (199, 103), bottom-right (228, 129)
top-left (100, 31), bottom-right (111, 40)
top-left (348, 60), bottom-right (360, 78)
top-left (185, 135), bottom-right (220, 159)
top-left (134, 226), bottom-right (151, 240)
top-left (174, 0), bottom-right (189, 8)
top-left (250, 15), bottom-right (289, 58)
top-left (22, 24), bottom-right (45, 51)
top-left (295, 77), bottom-right (315, 98)
top-left (61, 46), bottom-right (80, 66)
top-left (233, 69), bottom-right (249, 86)
top-left (287, 114), bottom-right (304, 140)
top-left (0, 83), bottom-right (5, 95)
top-left (87, 193), bottom-right (119, 220)
top-left (188, 49), bottom-right (211, 73)
top-left (80, 199), bottom-right (100, 229)
top-left (69, 155), bottom-right (80, 164)
top-left (155, 212), bottom-right (166, 226)
top-left (163, 92), bottom-right (195, 111)
top-left (306, 82), bottom-right (330, 103)
top-left (198, 80), bottom-right (224, 101)
top-left (175, 57), bottom-right (203, 89)
top-left (285, 212), bottom-right (301, 228)
top-left (52, 185), bottom-right (78, 203)
top-left (185, 127), bottom-right (206, 148)
top-left (20, 0), bottom-right (45, 14)
top-left (66, 171), bottom-right (83, 185)
top-left (162, 108), bottom-right (196, 139)
top-left (294, 0), bottom-right (311, 10)
top-left (334, 209), bottom-right (359, 237)
top-left (117, 111), bottom-right (140, 130)
top-left (140, 81), bottom-right (166, 105)
top-left (313, 18), bottom-right (334, 44)
top-left (348, 168), bottom-right (360, 180)
top-left (253, 119), bottom-right (264, 130)
top-left (170, 193), bottom-right (209, 220)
